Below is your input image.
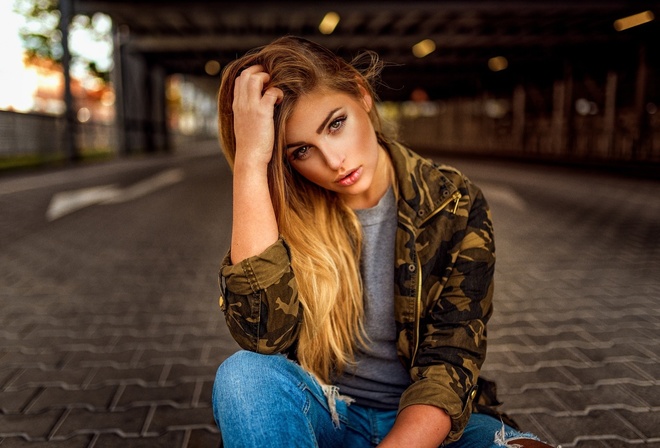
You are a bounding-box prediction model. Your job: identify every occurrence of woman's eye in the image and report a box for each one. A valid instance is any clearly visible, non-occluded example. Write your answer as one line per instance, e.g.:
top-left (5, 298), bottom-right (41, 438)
top-left (329, 116), bottom-right (346, 132)
top-left (292, 146), bottom-right (311, 160)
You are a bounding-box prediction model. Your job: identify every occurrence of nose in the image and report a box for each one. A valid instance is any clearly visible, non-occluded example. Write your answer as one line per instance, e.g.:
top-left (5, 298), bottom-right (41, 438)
top-left (320, 145), bottom-right (345, 171)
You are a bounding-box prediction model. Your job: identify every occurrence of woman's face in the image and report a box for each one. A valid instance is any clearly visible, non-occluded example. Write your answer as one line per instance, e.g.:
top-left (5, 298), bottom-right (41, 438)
top-left (284, 87), bottom-right (389, 209)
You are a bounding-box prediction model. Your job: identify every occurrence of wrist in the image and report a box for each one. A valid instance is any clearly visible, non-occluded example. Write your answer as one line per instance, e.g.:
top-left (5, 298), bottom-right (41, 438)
top-left (233, 155), bottom-right (270, 175)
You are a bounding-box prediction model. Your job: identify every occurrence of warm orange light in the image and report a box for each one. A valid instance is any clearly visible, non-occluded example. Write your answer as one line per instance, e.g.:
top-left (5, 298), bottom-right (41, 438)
top-left (488, 56), bottom-right (508, 72)
top-left (100, 90), bottom-right (115, 106)
top-left (205, 60), bottom-right (221, 76)
top-left (412, 39), bottom-right (436, 58)
top-left (319, 12), bottom-right (340, 35)
top-left (77, 107), bottom-right (91, 123)
top-left (614, 10), bottom-right (655, 31)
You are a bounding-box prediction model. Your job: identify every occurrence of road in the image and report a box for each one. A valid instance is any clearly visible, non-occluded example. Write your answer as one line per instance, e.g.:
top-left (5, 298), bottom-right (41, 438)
top-left (1, 141), bottom-right (659, 447)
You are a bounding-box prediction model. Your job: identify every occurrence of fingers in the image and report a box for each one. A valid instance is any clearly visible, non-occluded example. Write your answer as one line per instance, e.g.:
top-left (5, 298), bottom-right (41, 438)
top-left (262, 87), bottom-right (284, 107)
top-left (233, 65), bottom-right (280, 108)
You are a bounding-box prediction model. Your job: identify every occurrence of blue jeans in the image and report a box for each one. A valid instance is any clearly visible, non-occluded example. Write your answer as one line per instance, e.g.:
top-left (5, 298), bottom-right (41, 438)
top-left (212, 351), bottom-right (541, 448)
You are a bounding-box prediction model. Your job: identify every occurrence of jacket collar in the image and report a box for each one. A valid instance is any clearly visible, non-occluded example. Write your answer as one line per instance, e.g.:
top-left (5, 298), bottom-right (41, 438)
top-left (383, 139), bottom-right (458, 229)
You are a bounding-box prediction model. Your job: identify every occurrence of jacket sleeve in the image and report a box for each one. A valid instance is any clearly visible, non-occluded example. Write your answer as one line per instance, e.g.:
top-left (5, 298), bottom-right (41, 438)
top-left (399, 180), bottom-right (495, 443)
top-left (218, 238), bottom-right (302, 354)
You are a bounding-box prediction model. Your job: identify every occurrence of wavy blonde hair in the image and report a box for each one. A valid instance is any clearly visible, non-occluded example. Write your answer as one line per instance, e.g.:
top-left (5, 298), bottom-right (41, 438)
top-left (218, 36), bottom-right (386, 383)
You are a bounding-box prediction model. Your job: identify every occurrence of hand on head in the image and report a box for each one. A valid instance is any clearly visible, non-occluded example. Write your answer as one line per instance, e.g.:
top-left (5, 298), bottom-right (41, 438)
top-left (232, 65), bottom-right (284, 167)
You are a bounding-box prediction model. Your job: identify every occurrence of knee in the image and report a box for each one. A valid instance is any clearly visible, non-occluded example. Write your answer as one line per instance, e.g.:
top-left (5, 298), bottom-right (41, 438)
top-left (213, 350), bottom-right (291, 401)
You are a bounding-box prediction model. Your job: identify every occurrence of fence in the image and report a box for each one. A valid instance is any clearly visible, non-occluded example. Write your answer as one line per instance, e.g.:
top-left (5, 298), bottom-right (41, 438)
top-left (0, 110), bottom-right (117, 157)
top-left (395, 98), bottom-right (660, 163)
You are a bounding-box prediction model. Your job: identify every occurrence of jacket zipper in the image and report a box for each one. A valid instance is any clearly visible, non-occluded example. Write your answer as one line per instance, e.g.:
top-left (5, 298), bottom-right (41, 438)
top-left (411, 191), bottom-right (462, 364)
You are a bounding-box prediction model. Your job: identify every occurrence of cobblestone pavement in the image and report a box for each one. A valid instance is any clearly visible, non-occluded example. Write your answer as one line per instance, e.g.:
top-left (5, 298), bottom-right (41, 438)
top-left (0, 141), bottom-right (658, 447)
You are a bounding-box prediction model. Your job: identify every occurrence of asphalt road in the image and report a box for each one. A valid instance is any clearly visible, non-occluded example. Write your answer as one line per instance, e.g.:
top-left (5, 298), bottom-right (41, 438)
top-left (1, 141), bottom-right (659, 447)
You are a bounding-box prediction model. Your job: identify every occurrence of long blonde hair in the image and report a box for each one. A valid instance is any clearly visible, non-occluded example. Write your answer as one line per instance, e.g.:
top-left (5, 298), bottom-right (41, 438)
top-left (218, 36), bottom-right (386, 383)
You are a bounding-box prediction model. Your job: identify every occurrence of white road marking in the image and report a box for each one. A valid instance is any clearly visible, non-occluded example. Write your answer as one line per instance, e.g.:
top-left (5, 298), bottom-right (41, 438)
top-left (46, 185), bottom-right (120, 221)
top-left (46, 168), bottom-right (184, 221)
top-left (102, 168), bottom-right (184, 204)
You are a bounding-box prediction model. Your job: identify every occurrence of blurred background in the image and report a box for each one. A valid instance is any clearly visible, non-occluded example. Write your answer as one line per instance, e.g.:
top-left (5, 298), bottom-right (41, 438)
top-left (1, 0), bottom-right (659, 171)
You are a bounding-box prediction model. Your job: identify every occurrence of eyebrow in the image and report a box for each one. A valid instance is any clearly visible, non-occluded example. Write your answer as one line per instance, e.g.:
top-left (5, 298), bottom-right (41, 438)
top-left (316, 108), bottom-right (342, 134)
top-left (286, 107), bottom-right (342, 151)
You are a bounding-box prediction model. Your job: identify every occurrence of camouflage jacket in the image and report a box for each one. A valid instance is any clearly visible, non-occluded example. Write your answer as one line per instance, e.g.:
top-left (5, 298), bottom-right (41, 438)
top-left (218, 141), bottom-right (495, 442)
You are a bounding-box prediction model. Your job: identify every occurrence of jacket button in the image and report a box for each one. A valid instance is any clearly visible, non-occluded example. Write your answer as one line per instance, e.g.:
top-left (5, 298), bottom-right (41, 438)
top-left (408, 264), bottom-right (416, 272)
top-left (418, 209), bottom-right (425, 217)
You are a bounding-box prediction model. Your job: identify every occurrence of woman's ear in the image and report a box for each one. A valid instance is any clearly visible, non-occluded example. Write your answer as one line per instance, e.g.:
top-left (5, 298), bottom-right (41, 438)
top-left (357, 83), bottom-right (373, 112)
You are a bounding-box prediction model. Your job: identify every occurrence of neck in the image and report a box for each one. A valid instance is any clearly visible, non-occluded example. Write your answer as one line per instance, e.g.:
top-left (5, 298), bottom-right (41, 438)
top-left (346, 145), bottom-right (393, 210)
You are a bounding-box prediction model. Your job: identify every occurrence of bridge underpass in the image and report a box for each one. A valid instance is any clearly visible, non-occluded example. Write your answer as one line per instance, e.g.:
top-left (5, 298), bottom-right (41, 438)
top-left (66, 0), bottom-right (660, 166)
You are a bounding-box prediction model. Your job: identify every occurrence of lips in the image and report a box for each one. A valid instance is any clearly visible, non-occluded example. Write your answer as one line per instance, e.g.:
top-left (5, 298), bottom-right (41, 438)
top-left (336, 167), bottom-right (363, 187)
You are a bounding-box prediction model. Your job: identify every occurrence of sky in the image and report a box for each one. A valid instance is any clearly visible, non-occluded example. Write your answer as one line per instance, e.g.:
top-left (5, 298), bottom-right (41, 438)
top-left (0, 0), bottom-right (36, 111)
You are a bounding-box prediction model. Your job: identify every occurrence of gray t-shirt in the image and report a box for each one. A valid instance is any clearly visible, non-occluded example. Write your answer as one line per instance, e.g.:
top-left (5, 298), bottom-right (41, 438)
top-left (335, 187), bottom-right (411, 409)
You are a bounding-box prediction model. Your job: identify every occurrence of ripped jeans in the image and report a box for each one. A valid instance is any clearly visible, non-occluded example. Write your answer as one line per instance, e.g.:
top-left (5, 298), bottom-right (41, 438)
top-left (212, 351), bottom-right (541, 448)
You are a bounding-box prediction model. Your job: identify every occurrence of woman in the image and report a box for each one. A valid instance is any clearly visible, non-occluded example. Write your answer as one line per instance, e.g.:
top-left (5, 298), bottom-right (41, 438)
top-left (212, 36), bottom-right (551, 448)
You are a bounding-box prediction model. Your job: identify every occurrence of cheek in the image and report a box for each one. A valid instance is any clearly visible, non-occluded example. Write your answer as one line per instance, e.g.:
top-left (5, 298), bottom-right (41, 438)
top-left (292, 161), bottom-right (327, 184)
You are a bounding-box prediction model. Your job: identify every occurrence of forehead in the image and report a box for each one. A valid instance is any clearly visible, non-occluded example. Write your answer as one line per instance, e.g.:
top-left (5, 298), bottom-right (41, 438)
top-left (287, 89), bottom-right (355, 122)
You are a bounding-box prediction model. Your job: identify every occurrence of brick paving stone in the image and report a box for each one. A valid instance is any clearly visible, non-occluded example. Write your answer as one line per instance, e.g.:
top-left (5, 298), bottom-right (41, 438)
top-left (628, 357), bottom-right (660, 380)
top-left (93, 430), bottom-right (186, 447)
top-left (65, 348), bottom-right (140, 368)
top-left (113, 383), bottom-right (197, 408)
top-left (85, 365), bottom-right (168, 388)
top-left (188, 428), bottom-right (223, 448)
top-left (199, 382), bottom-right (214, 408)
top-left (137, 347), bottom-right (204, 365)
top-left (0, 434), bottom-right (94, 447)
top-left (508, 331), bottom-right (598, 351)
top-left (483, 348), bottom-right (520, 367)
top-left (5, 367), bottom-right (93, 391)
top-left (25, 386), bottom-right (118, 413)
top-left (573, 343), bottom-right (654, 363)
top-left (5, 335), bottom-right (121, 352)
top-left (549, 384), bottom-right (651, 411)
top-left (562, 362), bottom-right (653, 385)
top-left (0, 409), bottom-right (63, 439)
top-left (206, 342), bottom-right (241, 363)
top-left (0, 387), bottom-right (39, 413)
top-left (112, 334), bottom-right (179, 349)
top-left (572, 441), bottom-right (610, 448)
top-left (178, 333), bottom-right (226, 351)
top-left (487, 333), bottom-right (536, 350)
top-left (145, 405), bottom-right (218, 437)
top-left (166, 363), bottom-right (218, 382)
top-left (506, 347), bottom-right (588, 368)
top-left (496, 388), bottom-right (569, 413)
top-left (484, 366), bottom-right (580, 392)
top-left (51, 407), bottom-right (151, 438)
top-left (0, 351), bottom-right (70, 369)
top-left (92, 428), bottom-right (220, 448)
top-left (0, 368), bottom-right (21, 390)
top-left (621, 383), bottom-right (660, 407)
top-left (617, 409), bottom-right (660, 438)
top-left (515, 410), bottom-right (648, 446)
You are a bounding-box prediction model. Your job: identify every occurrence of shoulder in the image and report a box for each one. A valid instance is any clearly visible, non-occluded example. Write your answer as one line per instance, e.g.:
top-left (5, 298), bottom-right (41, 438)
top-left (386, 139), bottom-right (468, 185)
top-left (385, 140), bottom-right (481, 211)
